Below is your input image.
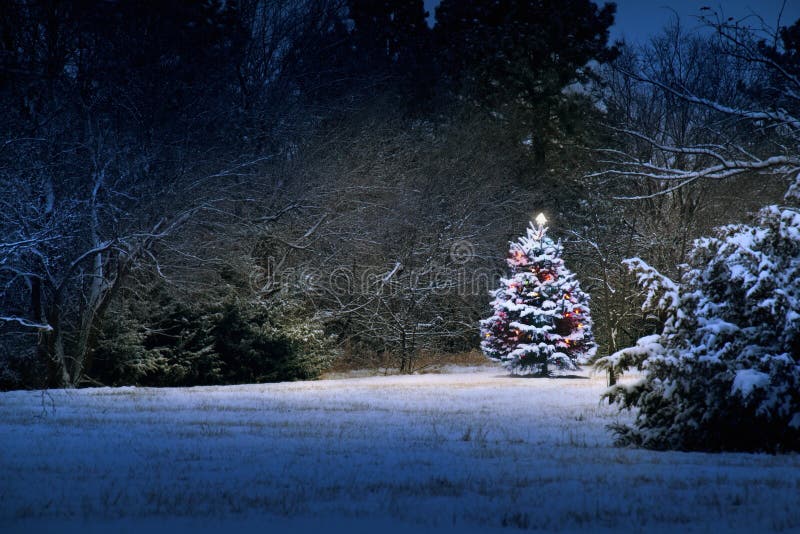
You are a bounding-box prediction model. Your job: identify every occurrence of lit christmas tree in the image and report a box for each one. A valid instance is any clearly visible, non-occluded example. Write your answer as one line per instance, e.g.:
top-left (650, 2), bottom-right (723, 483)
top-left (481, 214), bottom-right (596, 376)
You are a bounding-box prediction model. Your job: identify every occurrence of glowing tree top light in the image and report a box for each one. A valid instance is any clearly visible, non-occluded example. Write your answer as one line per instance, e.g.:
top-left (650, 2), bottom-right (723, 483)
top-left (480, 214), bottom-right (596, 376)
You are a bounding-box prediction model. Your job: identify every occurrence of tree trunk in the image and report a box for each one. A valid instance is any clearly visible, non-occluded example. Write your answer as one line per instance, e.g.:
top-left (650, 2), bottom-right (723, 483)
top-left (31, 278), bottom-right (52, 388)
top-left (400, 330), bottom-right (407, 373)
top-left (52, 324), bottom-right (72, 388)
top-left (608, 326), bottom-right (618, 391)
top-left (71, 249), bottom-right (103, 383)
top-left (41, 295), bottom-right (73, 388)
top-left (608, 368), bottom-right (617, 387)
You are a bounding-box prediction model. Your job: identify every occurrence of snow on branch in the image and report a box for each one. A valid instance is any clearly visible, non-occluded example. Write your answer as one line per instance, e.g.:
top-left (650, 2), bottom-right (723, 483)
top-left (622, 258), bottom-right (679, 316)
top-left (598, 156), bottom-right (800, 199)
top-left (0, 238), bottom-right (50, 250)
top-left (596, 20), bottom-right (800, 199)
top-left (617, 64), bottom-right (800, 131)
top-left (0, 316), bottom-right (53, 331)
top-left (595, 334), bottom-right (663, 376)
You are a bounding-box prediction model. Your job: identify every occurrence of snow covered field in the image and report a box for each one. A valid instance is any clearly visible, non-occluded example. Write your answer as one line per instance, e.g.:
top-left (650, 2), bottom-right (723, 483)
top-left (2, 365), bottom-right (799, 533)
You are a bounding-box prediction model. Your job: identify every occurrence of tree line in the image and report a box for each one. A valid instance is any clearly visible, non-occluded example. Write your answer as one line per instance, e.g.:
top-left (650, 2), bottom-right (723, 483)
top-left (0, 1), bottom-right (795, 393)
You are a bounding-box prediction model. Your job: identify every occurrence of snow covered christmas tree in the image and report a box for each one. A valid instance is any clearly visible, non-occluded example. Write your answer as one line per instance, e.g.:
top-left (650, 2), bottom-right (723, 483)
top-left (481, 214), bottom-right (596, 376)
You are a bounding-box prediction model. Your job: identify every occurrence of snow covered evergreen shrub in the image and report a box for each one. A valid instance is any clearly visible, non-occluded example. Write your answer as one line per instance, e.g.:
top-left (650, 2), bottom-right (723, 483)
top-left (600, 206), bottom-right (800, 452)
top-left (212, 299), bottom-right (337, 383)
top-left (92, 298), bottom-right (221, 386)
top-left (93, 292), bottom-right (336, 386)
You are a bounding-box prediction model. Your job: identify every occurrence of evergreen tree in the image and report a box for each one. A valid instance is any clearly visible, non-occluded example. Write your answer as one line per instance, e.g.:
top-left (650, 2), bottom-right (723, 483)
top-left (434, 0), bottom-right (616, 161)
top-left (599, 206), bottom-right (800, 452)
top-left (481, 214), bottom-right (596, 376)
top-left (347, 0), bottom-right (431, 81)
top-left (434, 0), bottom-right (616, 96)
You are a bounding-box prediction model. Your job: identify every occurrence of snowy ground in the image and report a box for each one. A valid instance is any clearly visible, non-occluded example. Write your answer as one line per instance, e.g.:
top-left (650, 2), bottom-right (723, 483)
top-left (2, 366), bottom-right (799, 533)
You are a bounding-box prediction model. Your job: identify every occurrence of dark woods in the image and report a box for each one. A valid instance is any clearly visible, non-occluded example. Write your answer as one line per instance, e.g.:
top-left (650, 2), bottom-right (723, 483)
top-left (0, 1), bottom-right (793, 389)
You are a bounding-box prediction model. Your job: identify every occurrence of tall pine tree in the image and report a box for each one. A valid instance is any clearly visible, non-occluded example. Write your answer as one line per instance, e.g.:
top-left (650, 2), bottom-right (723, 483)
top-left (434, 0), bottom-right (616, 161)
top-left (434, 0), bottom-right (616, 99)
top-left (347, 1), bottom-right (430, 77)
top-left (481, 215), bottom-right (596, 376)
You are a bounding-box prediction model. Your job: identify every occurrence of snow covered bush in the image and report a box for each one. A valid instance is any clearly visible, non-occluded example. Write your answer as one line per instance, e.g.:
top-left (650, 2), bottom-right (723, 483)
top-left (481, 218), bottom-right (596, 376)
top-left (93, 292), bottom-right (336, 386)
top-left (600, 206), bottom-right (800, 452)
top-left (212, 298), bottom-right (337, 384)
top-left (92, 297), bottom-right (222, 387)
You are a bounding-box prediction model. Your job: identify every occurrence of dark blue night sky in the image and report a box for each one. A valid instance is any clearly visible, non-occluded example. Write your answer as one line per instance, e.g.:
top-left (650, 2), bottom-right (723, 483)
top-left (424, 0), bottom-right (800, 42)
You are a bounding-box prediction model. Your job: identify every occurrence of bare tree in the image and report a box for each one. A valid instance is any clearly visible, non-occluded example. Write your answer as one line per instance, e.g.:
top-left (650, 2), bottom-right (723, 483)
top-left (595, 12), bottom-right (800, 201)
top-left (0, 127), bottom-right (283, 388)
top-left (239, 107), bottom-right (536, 373)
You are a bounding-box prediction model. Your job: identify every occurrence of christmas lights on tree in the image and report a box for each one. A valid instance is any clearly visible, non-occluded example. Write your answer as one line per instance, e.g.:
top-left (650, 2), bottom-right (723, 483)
top-left (480, 214), bottom-right (596, 376)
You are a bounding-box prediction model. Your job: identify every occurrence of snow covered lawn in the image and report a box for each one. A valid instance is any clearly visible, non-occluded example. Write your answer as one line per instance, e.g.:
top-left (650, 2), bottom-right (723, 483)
top-left (2, 366), bottom-right (799, 533)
